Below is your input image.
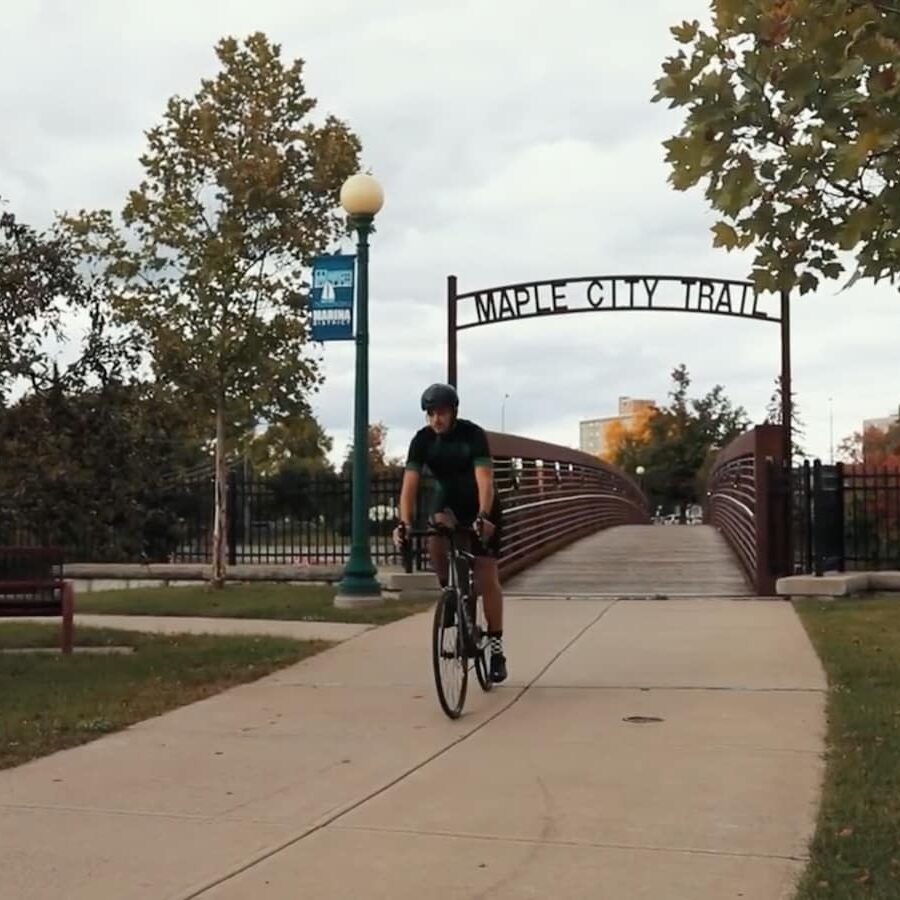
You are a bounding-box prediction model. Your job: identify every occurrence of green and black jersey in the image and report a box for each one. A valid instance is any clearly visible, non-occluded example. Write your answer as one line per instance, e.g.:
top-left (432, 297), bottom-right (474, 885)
top-left (405, 418), bottom-right (499, 524)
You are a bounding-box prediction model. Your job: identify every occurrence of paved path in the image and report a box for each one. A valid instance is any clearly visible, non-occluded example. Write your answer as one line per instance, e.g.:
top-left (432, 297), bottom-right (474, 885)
top-left (14, 614), bottom-right (371, 644)
top-left (506, 525), bottom-right (753, 597)
top-left (1, 593), bottom-right (826, 899)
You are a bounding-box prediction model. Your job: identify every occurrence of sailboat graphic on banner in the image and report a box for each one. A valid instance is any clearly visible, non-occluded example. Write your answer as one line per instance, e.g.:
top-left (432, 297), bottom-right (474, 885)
top-left (310, 254), bottom-right (355, 342)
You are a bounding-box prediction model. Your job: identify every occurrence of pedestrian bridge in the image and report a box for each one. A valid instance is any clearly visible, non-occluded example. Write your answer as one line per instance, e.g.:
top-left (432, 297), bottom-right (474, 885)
top-left (506, 525), bottom-right (752, 598)
top-left (485, 424), bottom-right (789, 598)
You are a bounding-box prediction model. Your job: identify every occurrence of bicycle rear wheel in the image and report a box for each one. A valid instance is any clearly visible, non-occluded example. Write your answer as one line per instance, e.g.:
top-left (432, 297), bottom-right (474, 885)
top-left (473, 593), bottom-right (493, 692)
top-left (432, 593), bottom-right (468, 718)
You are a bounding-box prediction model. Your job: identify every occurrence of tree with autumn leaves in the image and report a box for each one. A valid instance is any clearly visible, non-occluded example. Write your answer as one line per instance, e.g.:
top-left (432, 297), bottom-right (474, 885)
top-left (602, 366), bottom-right (750, 515)
top-left (601, 407), bottom-right (657, 472)
top-left (652, 0), bottom-right (900, 564)
top-left (654, 1), bottom-right (900, 297)
top-left (838, 412), bottom-right (900, 465)
top-left (2, 34), bottom-right (364, 576)
top-left (341, 422), bottom-right (405, 478)
top-left (67, 33), bottom-right (361, 585)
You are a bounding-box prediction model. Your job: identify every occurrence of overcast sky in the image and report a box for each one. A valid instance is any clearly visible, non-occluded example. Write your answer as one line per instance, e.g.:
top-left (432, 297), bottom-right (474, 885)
top-left (3, 0), bottom-right (897, 466)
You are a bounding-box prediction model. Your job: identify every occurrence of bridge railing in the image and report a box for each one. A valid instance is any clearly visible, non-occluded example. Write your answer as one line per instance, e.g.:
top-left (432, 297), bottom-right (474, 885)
top-left (487, 432), bottom-right (650, 582)
top-left (705, 424), bottom-right (787, 594)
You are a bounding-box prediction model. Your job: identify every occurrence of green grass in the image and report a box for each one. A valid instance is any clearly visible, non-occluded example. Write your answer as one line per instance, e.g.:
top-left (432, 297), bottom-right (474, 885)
top-left (794, 596), bottom-right (900, 898)
top-left (74, 582), bottom-right (433, 625)
top-left (0, 623), bottom-right (328, 771)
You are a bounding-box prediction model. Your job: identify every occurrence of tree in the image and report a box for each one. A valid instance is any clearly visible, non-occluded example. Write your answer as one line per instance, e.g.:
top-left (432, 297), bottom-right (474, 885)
top-left (608, 365), bottom-right (751, 516)
top-left (68, 33), bottom-right (361, 586)
top-left (654, 2), bottom-right (900, 295)
top-left (658, 369), bottom-right (751, 518)
top-left (838, 431), bottom-right (865, 464)
top-left (871, 415), bottom-right (900, 466)
top-left (765, 374), bottom-right (807, 458)
top-left (342, 421), bottom-right (404, 478)
top-left (0, 204), bottom-right (91, 398)
top-left (838, 412), bottom-right (900, 465)
top-left (600, 406), bottom-right (656, 466)
top-left (0, 378), bottom-right (208, 559)
top-left (244, 411), bottom-right (333, 476)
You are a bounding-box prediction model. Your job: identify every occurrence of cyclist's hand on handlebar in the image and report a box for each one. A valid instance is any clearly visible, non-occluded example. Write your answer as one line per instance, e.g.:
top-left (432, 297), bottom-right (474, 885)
top-left (392, 522), bottom-right (409, 549)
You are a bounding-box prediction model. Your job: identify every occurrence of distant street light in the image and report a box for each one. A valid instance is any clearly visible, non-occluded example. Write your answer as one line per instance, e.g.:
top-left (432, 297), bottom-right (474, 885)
top-left (829, 396), bottom-right (834, 465)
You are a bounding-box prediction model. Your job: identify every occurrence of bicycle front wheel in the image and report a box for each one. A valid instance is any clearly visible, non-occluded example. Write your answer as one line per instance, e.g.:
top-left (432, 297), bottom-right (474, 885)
top-left (432, 594), bottom-right (468, 719)
top-left (473, 594), bottom-right (493, 693)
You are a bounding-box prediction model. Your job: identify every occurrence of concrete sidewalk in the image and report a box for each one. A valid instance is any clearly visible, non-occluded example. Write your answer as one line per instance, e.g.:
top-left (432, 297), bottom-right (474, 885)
top-left (0, 599), bottom-right (826, 899)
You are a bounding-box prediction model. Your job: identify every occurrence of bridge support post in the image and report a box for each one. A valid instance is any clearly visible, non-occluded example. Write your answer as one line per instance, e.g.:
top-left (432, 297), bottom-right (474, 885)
top-left (447, 275), bottom-right (458, 388)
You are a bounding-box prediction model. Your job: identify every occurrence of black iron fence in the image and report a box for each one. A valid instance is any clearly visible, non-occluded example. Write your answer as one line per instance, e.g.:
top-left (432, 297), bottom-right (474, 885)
top-left (0, 466), bottom-right (435, 567)
top-left (793, 460), bottom-right (900, 575)
top-left (172, 468), bottom-right (412, 566)
top-left (7, 450), bottom-right (899, 579)
top-left (0, 430), bottom-right (647, 575)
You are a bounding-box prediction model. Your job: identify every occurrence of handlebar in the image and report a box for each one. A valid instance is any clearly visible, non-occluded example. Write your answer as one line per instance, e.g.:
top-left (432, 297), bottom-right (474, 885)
top-left (397, 522), bottom-right (484, 573)
top-left (401, 524), bottom-right (475, 540)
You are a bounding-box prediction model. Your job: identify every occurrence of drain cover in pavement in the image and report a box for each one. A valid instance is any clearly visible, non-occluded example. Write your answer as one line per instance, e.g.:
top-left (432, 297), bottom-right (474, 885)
top-left (623, 715), bottom-right (664, 724)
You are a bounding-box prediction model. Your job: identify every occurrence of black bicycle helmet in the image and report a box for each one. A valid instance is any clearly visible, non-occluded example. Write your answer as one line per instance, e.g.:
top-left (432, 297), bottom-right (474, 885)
top-left (421, 382), bottom-right (459, 411)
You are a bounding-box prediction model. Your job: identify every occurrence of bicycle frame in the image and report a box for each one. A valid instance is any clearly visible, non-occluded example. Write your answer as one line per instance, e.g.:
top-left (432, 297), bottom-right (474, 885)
top-left (402, 522), bottom-right (493, 715)
top-left (402, 524), bottom-right (480, 638)
top-left (403, 522), bottom-right (469, 579)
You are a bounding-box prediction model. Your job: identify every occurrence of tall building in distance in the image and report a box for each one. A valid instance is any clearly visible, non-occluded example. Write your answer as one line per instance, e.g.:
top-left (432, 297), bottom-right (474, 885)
top-left (579, 397), bottom-right (657, 458)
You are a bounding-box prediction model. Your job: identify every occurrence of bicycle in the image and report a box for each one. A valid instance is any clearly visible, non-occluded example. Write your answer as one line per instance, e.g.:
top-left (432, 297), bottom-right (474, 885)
top-left (401, 522), bottom-right (493, 719)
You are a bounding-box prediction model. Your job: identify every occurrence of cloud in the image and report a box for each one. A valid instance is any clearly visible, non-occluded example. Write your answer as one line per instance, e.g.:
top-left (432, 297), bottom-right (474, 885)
top-left (2, 0), bottom-right (897, 470)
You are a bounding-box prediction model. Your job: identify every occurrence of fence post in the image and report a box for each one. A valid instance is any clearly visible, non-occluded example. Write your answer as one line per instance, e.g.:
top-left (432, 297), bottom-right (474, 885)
top-left (836, 462), bottom-right (846, 572)
top-left (802, 460), bottom-right (812, 574)
top-left (61, 581), bottom-right (75, 655)
top-left (227, 469), bottom-right (238, 567)
top-left (813, 459), bottom-right (824, 577)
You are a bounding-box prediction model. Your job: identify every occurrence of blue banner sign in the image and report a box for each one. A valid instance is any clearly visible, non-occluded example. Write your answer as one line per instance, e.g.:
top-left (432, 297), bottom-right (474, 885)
top-left (311, 254), bottom-right (355, 341)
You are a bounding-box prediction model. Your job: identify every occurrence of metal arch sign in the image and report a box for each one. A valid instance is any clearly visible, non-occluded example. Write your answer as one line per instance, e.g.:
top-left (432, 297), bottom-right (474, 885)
top-left (446, 272), bottom-right (794, 469)
top-left (454, 274), bottom-right (780, 332)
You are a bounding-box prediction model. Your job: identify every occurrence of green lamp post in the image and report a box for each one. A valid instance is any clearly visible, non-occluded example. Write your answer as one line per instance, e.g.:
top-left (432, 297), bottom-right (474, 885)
top-left (334, 173), bottom-right (385, 608)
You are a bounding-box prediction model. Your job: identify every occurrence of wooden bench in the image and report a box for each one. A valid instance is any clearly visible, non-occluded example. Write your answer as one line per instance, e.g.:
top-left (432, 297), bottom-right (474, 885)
top-left (0, 546), bottom-right (74, 654)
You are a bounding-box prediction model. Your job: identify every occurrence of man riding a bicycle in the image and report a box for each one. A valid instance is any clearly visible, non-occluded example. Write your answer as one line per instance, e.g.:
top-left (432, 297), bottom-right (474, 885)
top-left (393, 382), bottom-right (507, 684)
